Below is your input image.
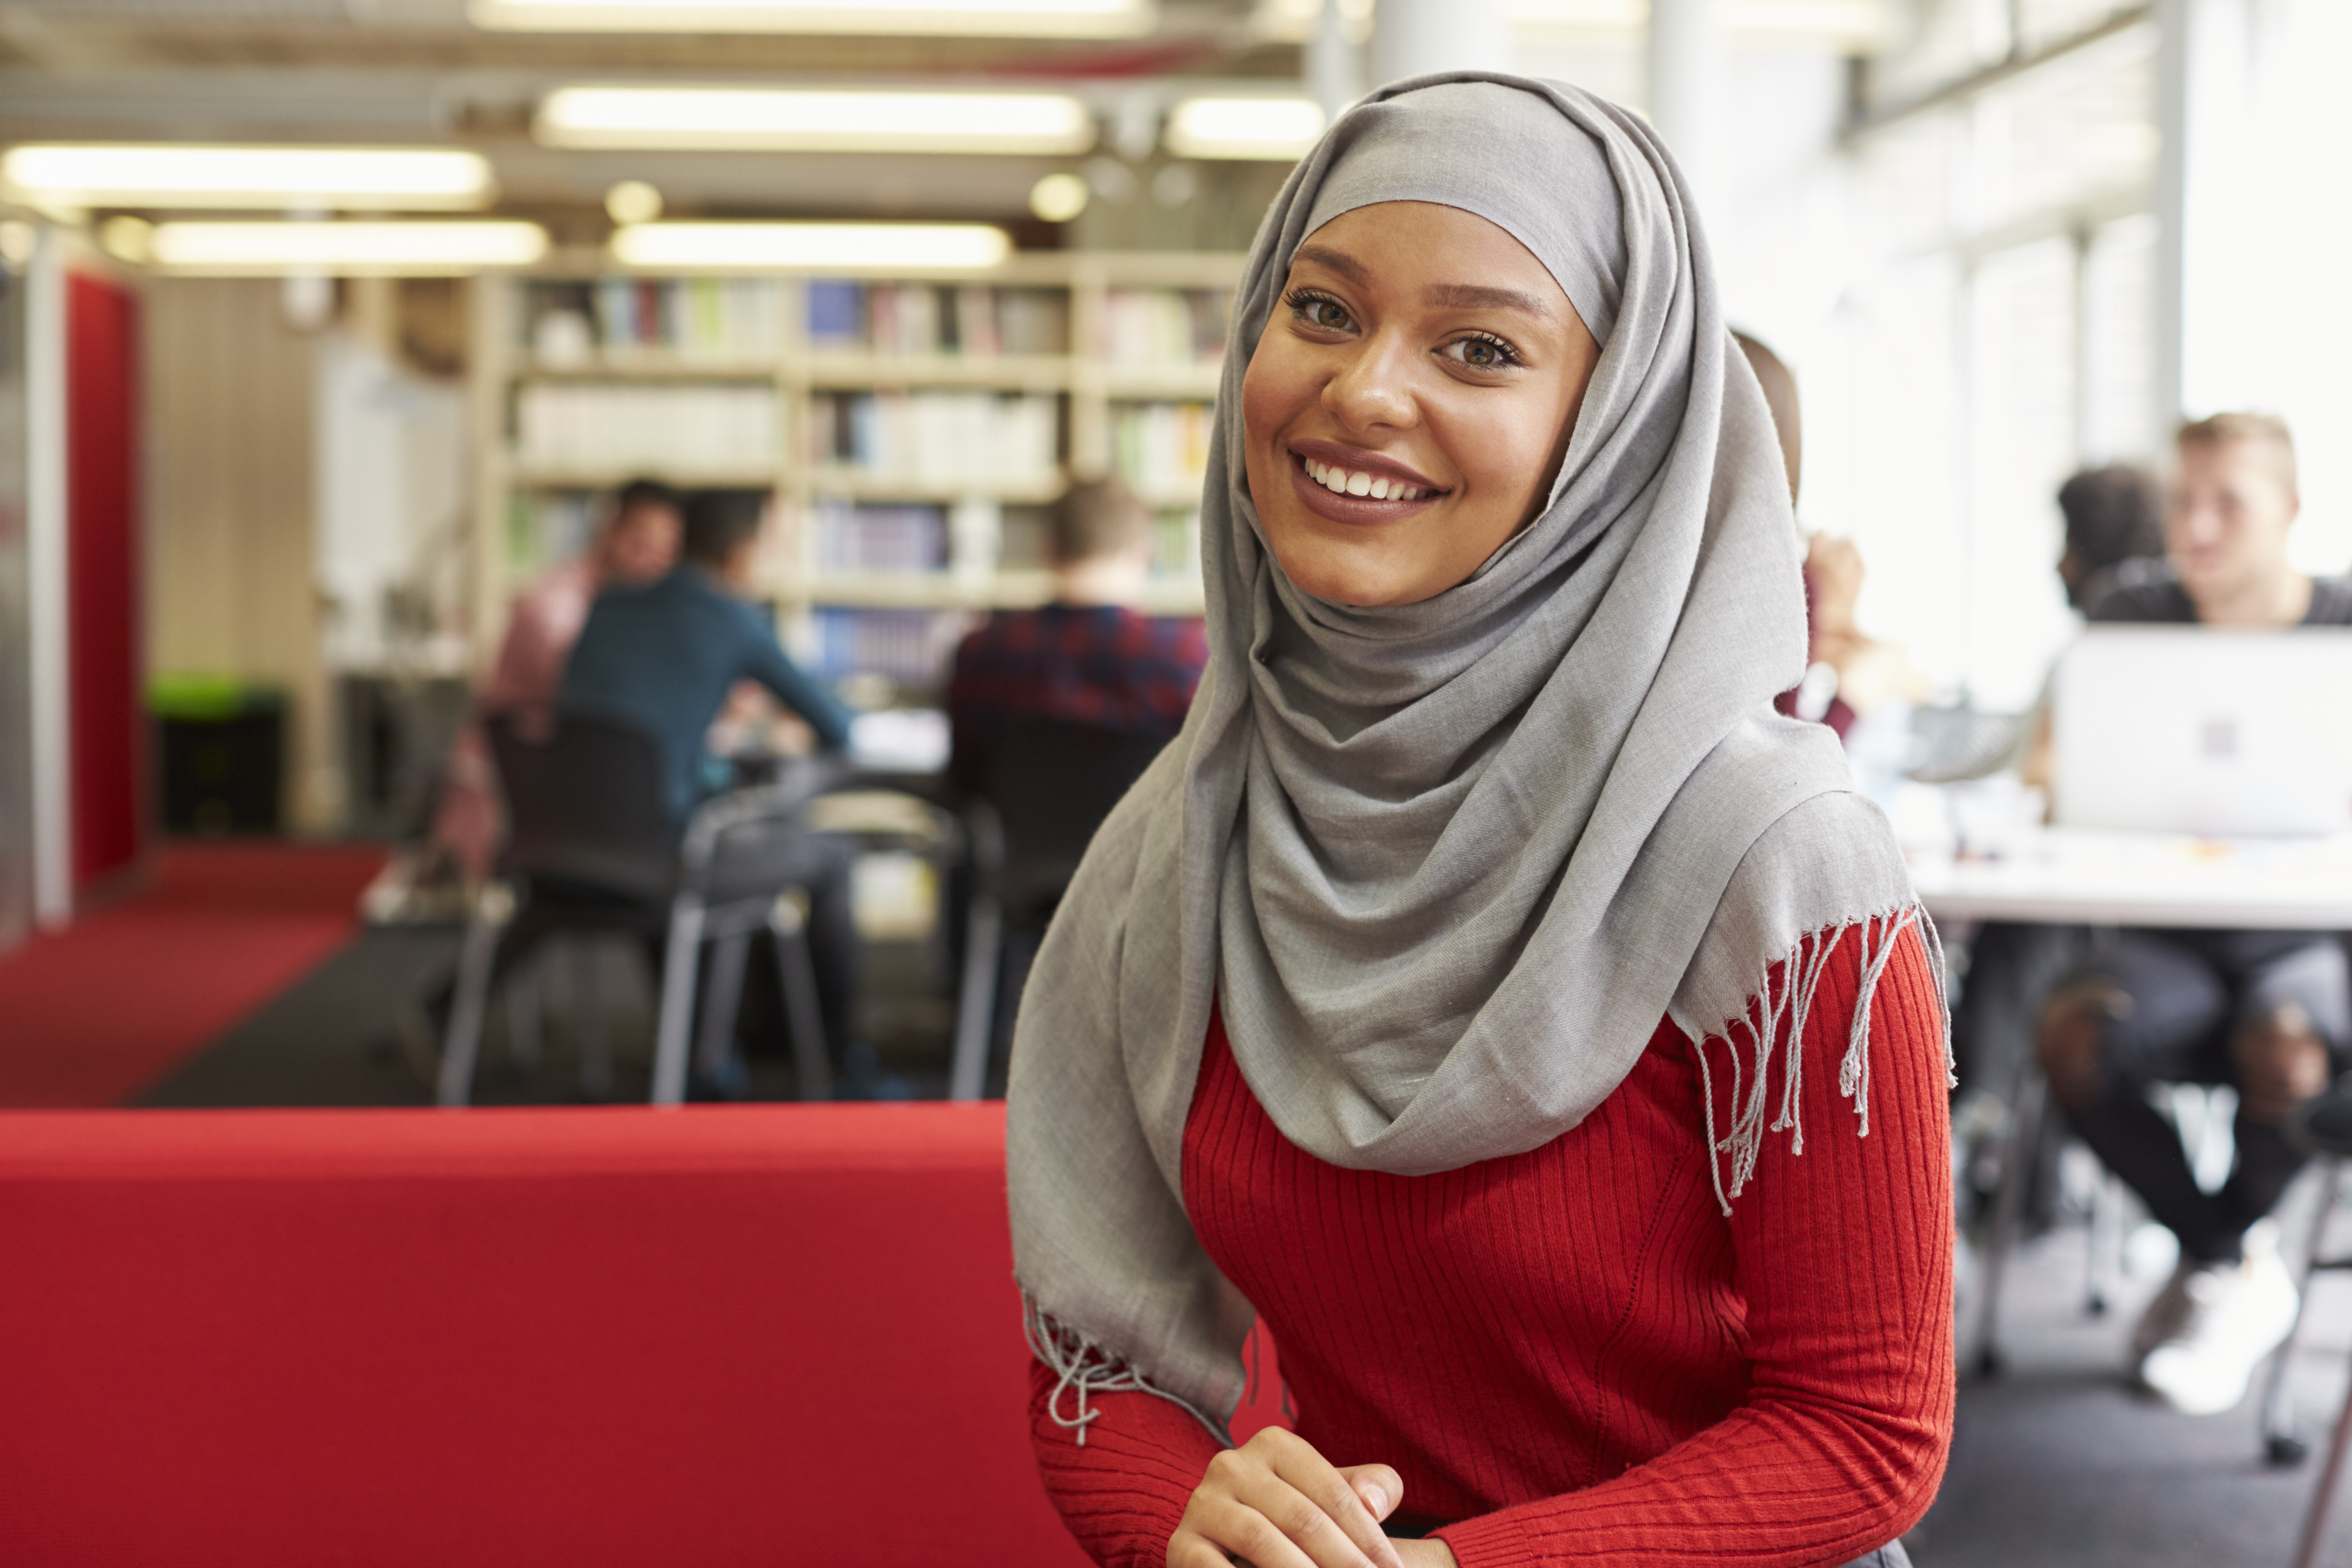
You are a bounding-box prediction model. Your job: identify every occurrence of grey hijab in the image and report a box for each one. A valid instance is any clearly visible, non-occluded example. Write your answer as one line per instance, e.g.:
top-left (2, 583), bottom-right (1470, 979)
top-left (1006, 73), bottom-right (1929, 1438)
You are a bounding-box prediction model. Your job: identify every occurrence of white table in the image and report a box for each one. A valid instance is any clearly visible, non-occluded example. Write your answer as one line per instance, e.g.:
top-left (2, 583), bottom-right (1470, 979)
top-left (1910, 828), bottom-right (2352, 930)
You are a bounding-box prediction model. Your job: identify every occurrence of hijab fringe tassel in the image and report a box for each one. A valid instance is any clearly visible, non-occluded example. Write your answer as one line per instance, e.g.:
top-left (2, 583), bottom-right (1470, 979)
top-left (1693, 901), bottom-right (1954, 1217)
top-left (1022, 1295), bottom-right (1235, 1450)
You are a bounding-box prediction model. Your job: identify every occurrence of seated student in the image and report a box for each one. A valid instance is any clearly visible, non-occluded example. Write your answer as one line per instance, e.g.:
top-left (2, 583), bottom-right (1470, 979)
top-left (560, 489), bottom-right (866, 1091)
top-left (2037, 412), bottom-right (2352, 1415)
top-left (416, 479), bottom-right (683, 892)
top-left (1735, 333), bottom-right (1856, 739)
top-left (944, 477), bottom-right (1207, 797)
top-left (1950, 461), bottom-right (2168, 1215)
top-left (2055, 462), bottom-right (2166, 613)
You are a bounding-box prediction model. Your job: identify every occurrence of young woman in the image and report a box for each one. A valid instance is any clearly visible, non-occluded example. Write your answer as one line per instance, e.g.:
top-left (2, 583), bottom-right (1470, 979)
top-left (1008, 74), bottom-right (1953, 1568)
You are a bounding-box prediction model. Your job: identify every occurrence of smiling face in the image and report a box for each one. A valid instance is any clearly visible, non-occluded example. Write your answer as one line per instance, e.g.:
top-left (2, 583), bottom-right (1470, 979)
top-left (1240, 200), bottom-right (1601, 607)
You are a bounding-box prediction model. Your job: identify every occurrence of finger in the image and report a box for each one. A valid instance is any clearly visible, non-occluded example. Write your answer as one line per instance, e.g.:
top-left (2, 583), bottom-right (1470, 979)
top-left (1255, 1443), bottom-right (1405, 1568)
top-left (1337, 1464), bottom-right (1404, 1524)
top-left (1179, 1493), bottom-right (1326, 1568)
top-left (1166, 1522), bottom-right (1254, 1568)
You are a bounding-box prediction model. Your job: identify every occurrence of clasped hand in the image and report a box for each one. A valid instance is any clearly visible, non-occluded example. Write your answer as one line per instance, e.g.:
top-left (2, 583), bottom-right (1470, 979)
top-left (1166, 1427), bottom-right (1458, 1568)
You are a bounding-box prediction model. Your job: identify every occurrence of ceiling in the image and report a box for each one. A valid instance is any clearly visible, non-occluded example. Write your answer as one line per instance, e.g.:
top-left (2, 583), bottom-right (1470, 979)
top-left (0, 0), bottom-right (1306, 236)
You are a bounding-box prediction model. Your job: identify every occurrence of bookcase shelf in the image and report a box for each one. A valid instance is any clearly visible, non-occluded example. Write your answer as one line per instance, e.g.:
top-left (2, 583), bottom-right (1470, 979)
top-left (801, 353), bottom-right (1073, 392)
top-left (472, 251), bottom-right (1245, 699)
top-left (803, 574), bottom-right (1209, 621)
top-left (514, 357), bottom-right (783, 381)
top-left (512, 464), bottom-right (785, 489)
top-left (804, 470), bottom-right (1069, 505)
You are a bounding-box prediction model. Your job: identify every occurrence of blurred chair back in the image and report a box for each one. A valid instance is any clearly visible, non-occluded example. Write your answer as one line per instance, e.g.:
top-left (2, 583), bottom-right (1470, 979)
top-left (980, 715), bottom-right (1166, 930)
top-left (947, 717), bottom-right (1165, 1101)
top-left (485, 711), bottom-right (675, 904)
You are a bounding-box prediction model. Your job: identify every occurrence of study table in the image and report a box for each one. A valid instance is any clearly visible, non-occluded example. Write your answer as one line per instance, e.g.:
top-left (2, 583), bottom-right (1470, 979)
top-left (1908, 828), bottom-right (2352, 931)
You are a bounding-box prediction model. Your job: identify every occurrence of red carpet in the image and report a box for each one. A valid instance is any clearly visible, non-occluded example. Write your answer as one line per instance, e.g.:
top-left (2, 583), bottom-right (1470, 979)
top-left (0, 842), bottom-right (385, 1108)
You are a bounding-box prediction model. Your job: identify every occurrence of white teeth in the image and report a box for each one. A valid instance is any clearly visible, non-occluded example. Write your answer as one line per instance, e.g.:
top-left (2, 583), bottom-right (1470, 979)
top-left (1299, 453), bottom-right (1430, 501)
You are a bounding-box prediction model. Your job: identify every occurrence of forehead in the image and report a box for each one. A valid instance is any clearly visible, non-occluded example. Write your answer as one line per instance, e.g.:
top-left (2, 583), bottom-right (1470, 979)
top-left (2176, 437), bottom-right (2293, 492)
top-left (1288, 202), bottom-right (1568, 313)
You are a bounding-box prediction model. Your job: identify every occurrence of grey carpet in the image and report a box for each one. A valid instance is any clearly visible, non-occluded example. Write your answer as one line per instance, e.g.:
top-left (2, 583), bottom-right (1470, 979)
top-left (1921, 1171), bottom-right (2352, 1565)
top-left (135, 924), bottom-right (954, 1107)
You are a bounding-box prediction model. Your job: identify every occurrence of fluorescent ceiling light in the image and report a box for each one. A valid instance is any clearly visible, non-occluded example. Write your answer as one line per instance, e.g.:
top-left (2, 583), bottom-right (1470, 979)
top-left (1503, 0), bottom-right (1886, 42)
top-left (538, 86), bottom-right (1096, 155)
top-left (0, 145), bottom-right (493, 210)
top-left (473, 0), bottom-right (1153, 36)
top-left (611, 221), bottom-right (1008, 271)
top-left (1164, 98), bottom-right (1325, 161)
top-left (147, 220), bottom-right (548, 275)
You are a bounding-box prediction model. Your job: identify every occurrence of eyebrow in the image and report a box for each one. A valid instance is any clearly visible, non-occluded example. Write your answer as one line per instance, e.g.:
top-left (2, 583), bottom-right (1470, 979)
top-left (1291, 244), bottom-right (1368, 285)
top-left (1423, 282), bottom-right (1555, 319)
top-left (1289, 245), bottom-right (1556, 321)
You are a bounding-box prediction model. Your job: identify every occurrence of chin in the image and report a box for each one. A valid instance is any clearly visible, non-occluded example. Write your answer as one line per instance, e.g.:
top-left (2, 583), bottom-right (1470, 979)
top-left (1280, 554), bottom-right (1426, 607)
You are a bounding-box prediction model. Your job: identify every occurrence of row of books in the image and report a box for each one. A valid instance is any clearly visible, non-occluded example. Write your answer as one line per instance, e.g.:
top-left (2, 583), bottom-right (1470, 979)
top-left (514, 383), bottom-right (779, 472)
top-left (806, 607), bottom-right (975, 687)
top-left (805, 391), bottom-right (1061, 487)
top-left (810, 501), bottom-right (948, 575)
top-left (503, 491), bottom-right (599, 578)
top-left (524, 278), bottom-right (788, 362)
top-left (1101, 289), bottom-right (1230, 368)
top-left (1112, 401), bottom-right (1215, 496)
top-left (806, 282), bottom-right (1069, 358)
top-left (1151, 509), bottom-right (1203, 581)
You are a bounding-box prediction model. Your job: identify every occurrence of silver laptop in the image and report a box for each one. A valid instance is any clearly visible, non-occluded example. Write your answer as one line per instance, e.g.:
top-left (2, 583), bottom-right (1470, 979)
top-left (2053, 626), bottom-right (2352, 837)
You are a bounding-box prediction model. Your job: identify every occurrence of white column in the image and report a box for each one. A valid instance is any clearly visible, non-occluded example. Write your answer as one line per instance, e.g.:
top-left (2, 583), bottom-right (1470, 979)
top-left (1366, 0), bottom-right (1508, 93)
top-left (2151, 0), bottom-right (2197, 429)
top-left (1305, 0), bottom-right (1366, 124)
top-left (25, 222), bottom-right (69, 926)
top-left (1645, 0), bottom-right (1722, 213)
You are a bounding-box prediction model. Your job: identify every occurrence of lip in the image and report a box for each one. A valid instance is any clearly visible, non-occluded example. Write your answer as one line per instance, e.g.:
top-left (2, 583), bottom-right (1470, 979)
top-left (1283, 441), bottom-right (1448, 528)
top-left (1287, 438), bottom-right (1444, 493)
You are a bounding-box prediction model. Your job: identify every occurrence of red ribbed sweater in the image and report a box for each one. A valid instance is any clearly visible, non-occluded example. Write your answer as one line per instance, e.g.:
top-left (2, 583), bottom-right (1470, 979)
top-left (1029, 921), bottom-right (1954, 1567)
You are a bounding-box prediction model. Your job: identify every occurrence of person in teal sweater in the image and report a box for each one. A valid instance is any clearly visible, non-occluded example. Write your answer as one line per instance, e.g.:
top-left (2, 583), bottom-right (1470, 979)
top-left (561, 489), bottom-right (867, 1094)
top-left (561, 490), bottom-right (850, 824)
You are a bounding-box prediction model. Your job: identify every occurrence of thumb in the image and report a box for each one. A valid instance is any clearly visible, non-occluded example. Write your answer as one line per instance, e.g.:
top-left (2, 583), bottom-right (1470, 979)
top-left (1338, 1464), bottom-right (1404, 1524)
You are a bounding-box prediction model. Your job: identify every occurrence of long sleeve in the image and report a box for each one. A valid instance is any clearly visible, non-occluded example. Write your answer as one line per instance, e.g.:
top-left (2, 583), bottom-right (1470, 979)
top-left (732, 603), bottom-right (853, 750)
top-left (1029, 1360), bottom-right (1224, 1568)
top-left (1432, 927), bottom-right (1955, 1567)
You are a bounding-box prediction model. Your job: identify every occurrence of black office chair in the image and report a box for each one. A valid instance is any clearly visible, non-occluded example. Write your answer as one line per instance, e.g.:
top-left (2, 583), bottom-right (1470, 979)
top-left (437, 713), bottom-right (836, 1106)
top-left (949, 717), bottom-right (1167, 1100)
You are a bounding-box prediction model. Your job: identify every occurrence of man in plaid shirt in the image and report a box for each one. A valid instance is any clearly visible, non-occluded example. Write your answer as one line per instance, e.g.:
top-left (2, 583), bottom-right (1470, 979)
top-left (946, 479), bottom-right (1206, 796)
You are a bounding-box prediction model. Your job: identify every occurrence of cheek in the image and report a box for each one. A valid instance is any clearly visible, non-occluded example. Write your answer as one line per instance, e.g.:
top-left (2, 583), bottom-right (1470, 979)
top-left (1240, 340), bottom-right (1311, 455)
top-left (1444, 398), bottom-right (1561, 508)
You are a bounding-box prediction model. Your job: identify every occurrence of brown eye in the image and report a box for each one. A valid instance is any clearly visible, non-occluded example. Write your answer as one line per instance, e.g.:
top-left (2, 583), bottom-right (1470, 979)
top-left (1444, 333), bottom-right (1520, 371)
top-left (1286, 291), bottom-right (1354, 333)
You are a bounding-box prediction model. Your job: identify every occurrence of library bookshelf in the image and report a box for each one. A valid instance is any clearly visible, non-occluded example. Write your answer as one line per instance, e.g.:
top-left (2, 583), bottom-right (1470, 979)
top-left (470, 250), bottom-right (1245, 701)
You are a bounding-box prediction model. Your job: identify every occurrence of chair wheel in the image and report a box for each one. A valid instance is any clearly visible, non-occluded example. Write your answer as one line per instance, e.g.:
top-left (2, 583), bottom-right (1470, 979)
top-left (2268, 1433), bottom-right (2310, 1468)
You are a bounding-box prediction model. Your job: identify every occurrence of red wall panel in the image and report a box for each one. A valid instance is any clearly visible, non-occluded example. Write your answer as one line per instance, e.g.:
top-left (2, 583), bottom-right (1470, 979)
top-left (66, 271), bottom-right (144, 891)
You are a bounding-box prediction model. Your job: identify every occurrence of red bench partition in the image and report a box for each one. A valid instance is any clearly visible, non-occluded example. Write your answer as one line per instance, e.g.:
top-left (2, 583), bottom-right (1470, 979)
top-left (0, 1103), bottom-right (1093, 1567)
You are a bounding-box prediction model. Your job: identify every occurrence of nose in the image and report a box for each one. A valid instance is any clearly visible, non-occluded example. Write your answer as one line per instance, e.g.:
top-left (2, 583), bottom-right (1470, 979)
top-left (1320, 327), bottom-right (1419, 435)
